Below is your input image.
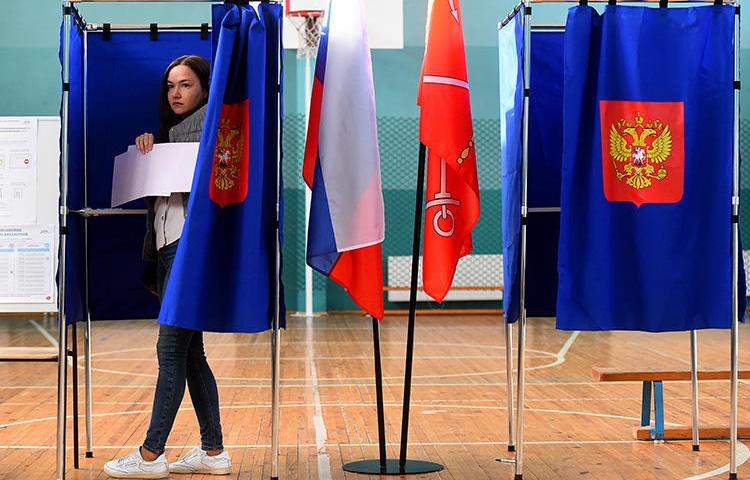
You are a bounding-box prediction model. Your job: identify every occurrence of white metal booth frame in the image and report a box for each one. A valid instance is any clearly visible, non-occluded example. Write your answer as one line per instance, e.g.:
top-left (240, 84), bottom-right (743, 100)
top-left (497, 0), bottom-right (743, 478)
top-left (57, 1), bottom-right (284, 479)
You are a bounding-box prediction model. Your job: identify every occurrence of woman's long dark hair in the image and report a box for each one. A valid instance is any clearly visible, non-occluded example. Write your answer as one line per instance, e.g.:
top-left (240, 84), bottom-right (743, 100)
top-left (158, 55), bottom-right (210, 142)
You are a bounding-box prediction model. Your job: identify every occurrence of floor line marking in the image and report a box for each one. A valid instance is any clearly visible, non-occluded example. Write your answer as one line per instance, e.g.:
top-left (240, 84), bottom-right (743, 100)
top-left (527, 407), bottom-right (682, 427)
top-left (29, 319), bottom-right (58, 348)
top-left (89, 354), bottom-right (551, 362)
top-left (306, 316), bottom-right (332, 480)
top-left (29, 319), bottom-right (73, 367)
top-left (83, 365), bottom-right (567, 382)
top-left (0, 439), bottom-right (742, 449)
top-left (0, 404), bottom-right (685, 430)
top-left (526, 331), bottom-right (580, 372)
top-left (681, 442), bottom-right (750, 480)
top-left (3, 394), bottom-right (750, 407)
top-left (80, 346), bottom-right (560, 382)
top-left (85, 342), bottom-right (552, 359)
top-left (0, 378), bottom-right (746, 389)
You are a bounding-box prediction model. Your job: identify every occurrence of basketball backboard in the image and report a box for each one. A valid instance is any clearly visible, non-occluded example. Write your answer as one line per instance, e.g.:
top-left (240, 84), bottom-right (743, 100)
top-left (286, 0), bottom-right (325, 12)
top-left (283, 0), bottom-right (404, 50)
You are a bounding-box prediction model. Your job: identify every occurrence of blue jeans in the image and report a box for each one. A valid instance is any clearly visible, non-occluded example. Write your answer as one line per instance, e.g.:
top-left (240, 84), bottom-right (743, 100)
top-left (143, 241), bottom-right (224, 455)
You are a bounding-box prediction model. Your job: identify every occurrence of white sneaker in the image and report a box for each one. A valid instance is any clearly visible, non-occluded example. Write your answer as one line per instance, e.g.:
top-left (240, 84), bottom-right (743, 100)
top-left (169, 446), bottom-right (232, 475)
top-left (103, 448), bottom-right (169, 479)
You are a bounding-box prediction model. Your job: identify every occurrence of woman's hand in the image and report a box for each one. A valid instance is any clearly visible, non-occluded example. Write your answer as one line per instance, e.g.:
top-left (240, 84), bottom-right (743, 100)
top-left (135, 133), bottom-right (155, 154)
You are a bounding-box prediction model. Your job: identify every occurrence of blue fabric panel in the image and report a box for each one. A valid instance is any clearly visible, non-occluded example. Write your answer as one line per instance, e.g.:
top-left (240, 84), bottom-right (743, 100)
top-left (528, 32), bottom-right (563, 209)
top-left (87, 217), bottom-right (157, 319)
top-left (212, 4), bottom-right (230, 63)
top-left (500, 20), bottom-right (564, 321)
top-left (558, 5), bottom-right (743, 331)
top-left (499, 14), bottom-right (523, 323)
top-left (85, 31), bottom-right (211, 320)
top-left (525, 212), bottom-right (560, 317)
top-left (525, 31), bottom-right (564, 318)
top-left (60, 12), bottom-right (86, 324)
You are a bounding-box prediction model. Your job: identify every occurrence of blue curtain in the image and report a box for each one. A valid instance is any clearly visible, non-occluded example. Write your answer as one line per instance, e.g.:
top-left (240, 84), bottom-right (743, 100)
top-left (158, 3), bottom-right (285, 333)
top-left (500, 19), bottom-right (564, 321)
top-left (526, 31), bottom-right (564, 318)
top-left (60, 8), bottom-right (85, 324)
top-left (499, 14), bottom-right (523, 323)
top-left (63, 28), bottom-right (210, 321)
top-left (558, 5), bottom-right (742, 331)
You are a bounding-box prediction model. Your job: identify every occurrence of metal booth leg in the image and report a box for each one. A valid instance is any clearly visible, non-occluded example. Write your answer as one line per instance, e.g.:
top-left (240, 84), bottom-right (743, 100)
top-left (70, 322), bottom-right (79, 468)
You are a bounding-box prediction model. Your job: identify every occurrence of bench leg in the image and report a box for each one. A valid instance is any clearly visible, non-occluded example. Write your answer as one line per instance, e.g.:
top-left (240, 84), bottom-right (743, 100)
top-left (652, 381), bottom-right (665, 441)
top-left (641, 381), bottom-right (652, 427)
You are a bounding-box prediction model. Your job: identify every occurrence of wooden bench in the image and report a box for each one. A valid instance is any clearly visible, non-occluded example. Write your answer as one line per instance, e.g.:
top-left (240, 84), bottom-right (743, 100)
top-left (0, 347), bottom-right (58, 362)
top-left (0, 317), bottom-right (87, 468)
top-left (592, 367), bottom-right (750, 441)
top-left (593, 368), bottom-right (750, 382)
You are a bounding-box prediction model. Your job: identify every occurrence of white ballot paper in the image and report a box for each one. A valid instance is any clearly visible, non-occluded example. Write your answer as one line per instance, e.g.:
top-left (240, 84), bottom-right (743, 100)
top-left (111, 142), bottom-right (200, 207)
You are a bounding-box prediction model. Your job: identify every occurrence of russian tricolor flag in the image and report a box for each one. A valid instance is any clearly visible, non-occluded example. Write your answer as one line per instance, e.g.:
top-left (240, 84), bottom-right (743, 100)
top-left (303, 0), bottom-right (385, 319)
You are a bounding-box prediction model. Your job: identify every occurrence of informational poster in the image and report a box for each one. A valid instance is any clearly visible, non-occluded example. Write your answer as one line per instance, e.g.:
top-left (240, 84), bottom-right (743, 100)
top-left (0, 225), bottom-right (55, 303)
top-left (0, 118), bottom-right (38, 225)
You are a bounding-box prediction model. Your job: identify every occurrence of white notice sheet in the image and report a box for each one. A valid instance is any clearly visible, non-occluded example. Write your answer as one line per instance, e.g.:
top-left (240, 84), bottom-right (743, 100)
top-left (0, 225), bottom-right (55, 303)
top-left (111, 142), bottom-right (200, 207)
top-left (0, 118), bottom-right (38, 225)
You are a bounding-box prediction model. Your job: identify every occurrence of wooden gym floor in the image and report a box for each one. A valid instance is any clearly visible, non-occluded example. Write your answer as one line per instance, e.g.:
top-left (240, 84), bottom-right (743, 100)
top-left (0, 314), bottom-right (749, 479)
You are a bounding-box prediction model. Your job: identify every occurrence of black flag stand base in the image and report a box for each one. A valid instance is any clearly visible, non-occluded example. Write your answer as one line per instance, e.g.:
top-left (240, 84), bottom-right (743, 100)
top-left (342, 144), bottom-right (443, 476)
top-left (342, 317), bottom-right (443, 476)
top-left (343, 459), bottom-right (444, 475)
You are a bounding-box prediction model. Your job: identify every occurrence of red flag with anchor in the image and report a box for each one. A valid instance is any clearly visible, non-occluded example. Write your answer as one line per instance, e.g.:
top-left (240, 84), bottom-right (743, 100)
top-left (418, 0), bottom-right (480, 303)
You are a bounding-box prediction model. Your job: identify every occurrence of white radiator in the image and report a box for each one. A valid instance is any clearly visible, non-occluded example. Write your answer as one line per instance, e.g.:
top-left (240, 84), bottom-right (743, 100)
top-left (386, 254), bottom-right (503, 302)
top-left (387, 251), bottom-right (750, 302)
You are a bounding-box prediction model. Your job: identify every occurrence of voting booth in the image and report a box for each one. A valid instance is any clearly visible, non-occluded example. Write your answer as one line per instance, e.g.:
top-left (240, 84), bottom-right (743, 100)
top-left (59, 9), bottom-right (214, 474)
top-left (59, 4), bottom-right (288, 478)
top-left (63, 13), bottom-right (213, 325)
top-left (497, 3), bottom-right (743, 478)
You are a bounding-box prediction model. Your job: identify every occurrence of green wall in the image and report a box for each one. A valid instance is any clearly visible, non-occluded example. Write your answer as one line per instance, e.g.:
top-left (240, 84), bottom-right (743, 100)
top-left (2, 0), bottom-right (749, 312)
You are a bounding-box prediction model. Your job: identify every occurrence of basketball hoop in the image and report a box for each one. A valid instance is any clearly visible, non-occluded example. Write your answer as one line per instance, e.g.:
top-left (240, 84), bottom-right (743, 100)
top-left (287, 8), bottom-right (324, 59)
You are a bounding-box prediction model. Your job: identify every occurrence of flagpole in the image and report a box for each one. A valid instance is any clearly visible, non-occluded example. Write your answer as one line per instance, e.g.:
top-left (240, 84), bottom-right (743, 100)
top-left (343, 144), bottom-right (442, 475)
top-left (342, 315), bottom-right (393, 474)
top-left (515, 2), bottom-right (532, 478)
top-left (303, 54), bottom-right (314, 317)
top-left (371, 316), bottom-right (387, 467)
top-left (729, 2), bottom-right (740, 477)
top-left (270, 7), bottom-right (283, 478)
top-left (399, 142), bottom-right (427, 465)
top-left (398, 143), bottom-right (443, 474)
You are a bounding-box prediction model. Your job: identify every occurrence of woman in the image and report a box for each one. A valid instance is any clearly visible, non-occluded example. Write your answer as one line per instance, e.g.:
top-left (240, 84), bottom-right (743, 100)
top-left (104, 55), bottom-right (231, 478)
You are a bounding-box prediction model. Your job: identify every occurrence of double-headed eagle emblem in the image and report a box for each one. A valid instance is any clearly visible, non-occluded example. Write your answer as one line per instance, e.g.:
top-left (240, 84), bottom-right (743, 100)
top-left (608, 112), bottom-right (673, 190)
top-left (213, 117), bottom-right (243, 191)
